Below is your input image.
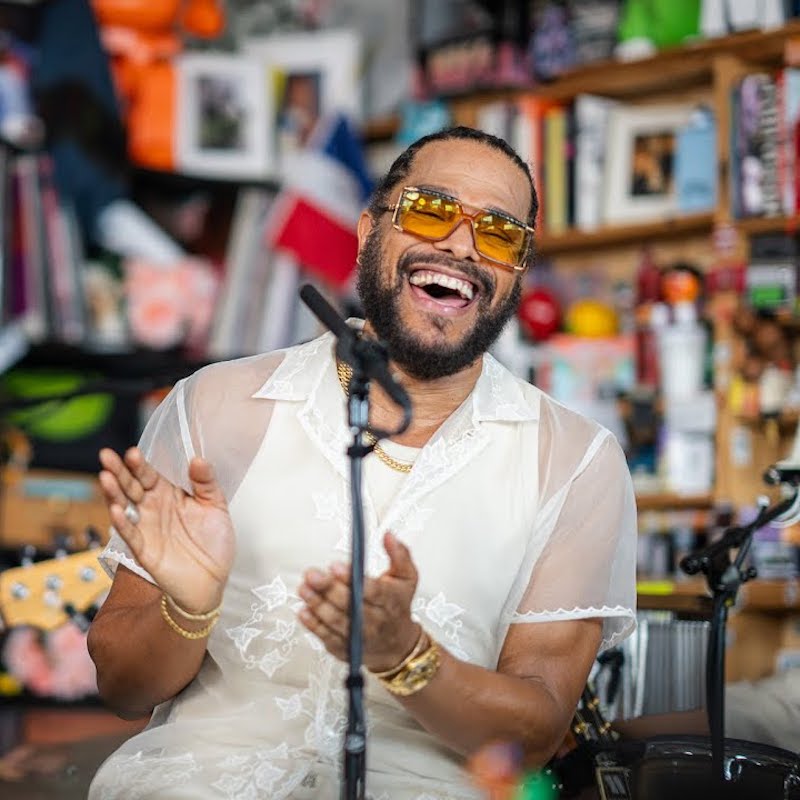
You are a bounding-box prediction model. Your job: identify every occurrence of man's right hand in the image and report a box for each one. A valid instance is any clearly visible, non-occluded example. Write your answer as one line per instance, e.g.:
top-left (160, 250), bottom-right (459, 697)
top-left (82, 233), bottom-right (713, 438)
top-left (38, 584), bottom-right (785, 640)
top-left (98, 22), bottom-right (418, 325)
top-left (98, 447), bottom-right (235, 615)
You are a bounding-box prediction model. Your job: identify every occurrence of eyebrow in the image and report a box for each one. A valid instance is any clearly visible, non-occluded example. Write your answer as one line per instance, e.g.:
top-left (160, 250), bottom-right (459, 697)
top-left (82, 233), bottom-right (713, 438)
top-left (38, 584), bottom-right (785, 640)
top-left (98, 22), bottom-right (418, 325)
top-left (415, 183), bottom-right (526, 225)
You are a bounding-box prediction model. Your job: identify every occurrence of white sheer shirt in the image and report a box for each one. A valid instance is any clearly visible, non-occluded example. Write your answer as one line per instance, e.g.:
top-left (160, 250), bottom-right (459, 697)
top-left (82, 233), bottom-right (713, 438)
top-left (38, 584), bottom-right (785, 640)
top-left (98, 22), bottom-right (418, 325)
top-left (89, 328), bottom-right (637, 800)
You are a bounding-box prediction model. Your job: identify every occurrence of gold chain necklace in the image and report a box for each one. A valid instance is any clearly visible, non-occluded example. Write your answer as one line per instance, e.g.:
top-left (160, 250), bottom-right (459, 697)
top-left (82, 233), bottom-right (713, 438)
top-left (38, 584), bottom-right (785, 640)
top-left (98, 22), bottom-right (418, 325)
top-left (335, 360), bottom-right (414, 474)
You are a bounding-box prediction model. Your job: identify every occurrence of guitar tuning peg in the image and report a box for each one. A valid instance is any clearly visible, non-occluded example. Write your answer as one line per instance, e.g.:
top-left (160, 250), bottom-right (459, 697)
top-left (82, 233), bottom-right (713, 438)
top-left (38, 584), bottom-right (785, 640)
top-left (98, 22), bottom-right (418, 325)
top-left (19, 543), bottom-right (36, 567)
top-left (85, 526), bottom-right (102, 548)
top-left (51, 530), bottom-right (72, 558)
top-left (63, 603), bottom-right (92, 633)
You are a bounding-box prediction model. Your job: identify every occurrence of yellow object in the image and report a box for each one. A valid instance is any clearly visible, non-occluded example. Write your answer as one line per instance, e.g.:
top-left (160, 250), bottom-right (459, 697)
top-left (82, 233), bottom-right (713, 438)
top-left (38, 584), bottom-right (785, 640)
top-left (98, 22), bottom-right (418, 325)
top-left (159, 594), bottom-right (219, 640)
top-left (565, 299), bottom-right (619, 337)
top-left (0, 672), bottom-right (22, 696)
top-left (636, 580), bottom-right (676, 595)
top-left (378, 637), bottom-right (442, 696)
top-left (371, 626), bottom-right (427, 678)
top-left (165, 593), bottom-right (221, 622)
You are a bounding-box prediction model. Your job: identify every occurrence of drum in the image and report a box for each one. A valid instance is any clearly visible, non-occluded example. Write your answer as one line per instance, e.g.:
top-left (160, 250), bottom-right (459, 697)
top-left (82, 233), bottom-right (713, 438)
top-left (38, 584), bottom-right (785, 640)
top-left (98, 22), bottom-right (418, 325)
top-left (629, 735), bottom-right (800, 800)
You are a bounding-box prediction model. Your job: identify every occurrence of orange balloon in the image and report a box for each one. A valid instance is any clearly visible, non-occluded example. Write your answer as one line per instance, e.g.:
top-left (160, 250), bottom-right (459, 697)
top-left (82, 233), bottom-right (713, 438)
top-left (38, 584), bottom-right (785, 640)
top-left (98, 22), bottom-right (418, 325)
top-left (91, 0), bottom-right (183, 32)
top-left (181, 0), bottom-right (226, 38)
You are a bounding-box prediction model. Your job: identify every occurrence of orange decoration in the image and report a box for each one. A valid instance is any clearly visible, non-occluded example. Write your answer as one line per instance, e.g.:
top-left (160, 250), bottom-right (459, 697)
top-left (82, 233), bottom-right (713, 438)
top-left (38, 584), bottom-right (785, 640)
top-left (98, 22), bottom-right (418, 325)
top-left (90, 0), bottom-right (226, 171)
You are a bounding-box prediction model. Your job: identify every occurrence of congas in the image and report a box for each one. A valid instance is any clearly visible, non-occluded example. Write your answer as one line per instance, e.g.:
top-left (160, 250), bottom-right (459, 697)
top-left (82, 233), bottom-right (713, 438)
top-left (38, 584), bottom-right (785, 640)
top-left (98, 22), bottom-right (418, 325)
top-left (629, 735), bottom-right (800, 800)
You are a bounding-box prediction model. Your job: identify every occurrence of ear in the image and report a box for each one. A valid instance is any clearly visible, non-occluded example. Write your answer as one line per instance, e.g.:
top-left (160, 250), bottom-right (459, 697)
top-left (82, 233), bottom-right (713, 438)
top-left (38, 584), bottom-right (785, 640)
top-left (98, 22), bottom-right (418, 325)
top-left (357, 210), bottom-right (374, 254)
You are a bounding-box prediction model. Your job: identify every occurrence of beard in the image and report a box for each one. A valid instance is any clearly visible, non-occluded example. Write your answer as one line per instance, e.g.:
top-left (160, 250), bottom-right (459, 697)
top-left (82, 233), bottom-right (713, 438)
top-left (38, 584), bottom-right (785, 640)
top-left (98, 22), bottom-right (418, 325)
top-left (355, 228), bottom-right (522, 381)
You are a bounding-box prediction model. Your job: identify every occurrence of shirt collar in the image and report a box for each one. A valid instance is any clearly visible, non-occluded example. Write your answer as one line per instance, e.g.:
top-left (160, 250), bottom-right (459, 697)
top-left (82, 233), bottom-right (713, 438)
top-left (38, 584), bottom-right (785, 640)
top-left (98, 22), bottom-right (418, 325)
top-left (252, 323), bottom-right (539, 423)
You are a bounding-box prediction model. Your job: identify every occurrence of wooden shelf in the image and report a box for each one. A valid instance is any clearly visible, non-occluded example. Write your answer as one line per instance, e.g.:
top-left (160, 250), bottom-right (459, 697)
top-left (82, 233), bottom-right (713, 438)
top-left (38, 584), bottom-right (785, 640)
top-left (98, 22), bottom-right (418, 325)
top-left (740, 578), bottom-right (800, 610)
top-left (736, 214), bottom-right (800, 237)
top-left (362, 115), bottom-right (401, 143)
top-left (535, 23), bottom-right (800, 102)
top-left (636, 493), bottom-right (714, 512)
top-left (637, 577), bottom-right (800, 613)
top-left (537, 213), bottom-right (715, 255)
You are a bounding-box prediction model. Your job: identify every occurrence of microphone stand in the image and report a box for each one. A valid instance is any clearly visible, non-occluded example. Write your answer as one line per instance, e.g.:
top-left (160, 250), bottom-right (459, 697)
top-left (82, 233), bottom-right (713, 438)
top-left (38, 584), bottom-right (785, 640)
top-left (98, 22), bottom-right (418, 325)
top-left (299, 285), bottom-right (411, 800)
top-left (680, 487), bottom-right (798, 790)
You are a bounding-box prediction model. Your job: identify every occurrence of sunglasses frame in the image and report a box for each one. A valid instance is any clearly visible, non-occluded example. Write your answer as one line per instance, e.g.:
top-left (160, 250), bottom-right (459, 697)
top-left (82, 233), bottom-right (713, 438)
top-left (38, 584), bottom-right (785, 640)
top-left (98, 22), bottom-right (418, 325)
top-left (385, 186), bottom-right (533, 273)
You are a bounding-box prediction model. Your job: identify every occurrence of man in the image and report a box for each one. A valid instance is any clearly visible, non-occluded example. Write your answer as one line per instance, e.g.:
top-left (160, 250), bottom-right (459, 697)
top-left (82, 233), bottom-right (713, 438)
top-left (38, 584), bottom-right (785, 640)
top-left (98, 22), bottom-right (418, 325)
top-left (86, 126), bottom-right (637, 800)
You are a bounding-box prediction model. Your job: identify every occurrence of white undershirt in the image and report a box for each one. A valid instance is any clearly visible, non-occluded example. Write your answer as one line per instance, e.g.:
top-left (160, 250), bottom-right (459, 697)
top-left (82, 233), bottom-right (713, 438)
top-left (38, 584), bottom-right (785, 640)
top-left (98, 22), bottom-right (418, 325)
top-left (364, 439), bottom-right (420, 520)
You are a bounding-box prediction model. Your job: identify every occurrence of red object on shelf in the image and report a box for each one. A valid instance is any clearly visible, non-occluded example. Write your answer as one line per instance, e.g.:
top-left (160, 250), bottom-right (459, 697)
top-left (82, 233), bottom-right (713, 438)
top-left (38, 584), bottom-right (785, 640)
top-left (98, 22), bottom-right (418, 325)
top-left (517, 286), bottom-right (561, 341)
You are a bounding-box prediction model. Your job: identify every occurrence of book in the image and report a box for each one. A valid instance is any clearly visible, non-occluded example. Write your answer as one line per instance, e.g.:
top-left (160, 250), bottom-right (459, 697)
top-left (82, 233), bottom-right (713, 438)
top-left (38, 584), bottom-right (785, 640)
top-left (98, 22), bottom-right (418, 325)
top-left (543, 104), bottom-right (568, 234)
top-left (572, 94), bottom-right (619, 230)
top-left (512, 95), bottom-right (561, 230)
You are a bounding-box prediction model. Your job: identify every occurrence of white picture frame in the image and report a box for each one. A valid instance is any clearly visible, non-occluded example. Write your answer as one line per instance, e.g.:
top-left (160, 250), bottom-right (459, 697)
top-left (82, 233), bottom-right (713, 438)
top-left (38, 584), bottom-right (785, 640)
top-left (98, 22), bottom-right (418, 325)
top-left (243, 29), bottom-right (361, 173)
top-left (603, 104), bottom-right (694, 225)
top-left (175, 53), bottom-right (275, 180)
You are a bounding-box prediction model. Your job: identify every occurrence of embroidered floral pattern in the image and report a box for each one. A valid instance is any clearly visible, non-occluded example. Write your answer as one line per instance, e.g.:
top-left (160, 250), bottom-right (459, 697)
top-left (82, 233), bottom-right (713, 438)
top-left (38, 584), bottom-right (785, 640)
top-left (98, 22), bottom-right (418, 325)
top-left (412, 592), bottom-right (470, 661)
top-left (225, 576), bottom-right (306, 677)
top-left (91, 331), bottom-right (635, 800)
top-left (97, 751), bottom-right (201, 799)
top-left (211, 743), bottom-right (309, 799)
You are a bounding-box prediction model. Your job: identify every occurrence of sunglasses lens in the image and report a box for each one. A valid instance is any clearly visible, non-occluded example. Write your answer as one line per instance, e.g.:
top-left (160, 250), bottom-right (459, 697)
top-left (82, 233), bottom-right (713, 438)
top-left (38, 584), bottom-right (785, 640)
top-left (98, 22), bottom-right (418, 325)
top-left (397, 190), bottom-right (459, 240)
top-left (474, 215), bottom-right (527, 268)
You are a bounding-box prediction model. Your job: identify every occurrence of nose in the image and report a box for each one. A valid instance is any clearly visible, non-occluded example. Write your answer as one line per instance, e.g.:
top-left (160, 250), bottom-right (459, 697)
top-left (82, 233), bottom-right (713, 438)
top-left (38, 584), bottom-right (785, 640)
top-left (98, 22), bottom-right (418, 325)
top-left (432, 217), bottom-right (481, 263)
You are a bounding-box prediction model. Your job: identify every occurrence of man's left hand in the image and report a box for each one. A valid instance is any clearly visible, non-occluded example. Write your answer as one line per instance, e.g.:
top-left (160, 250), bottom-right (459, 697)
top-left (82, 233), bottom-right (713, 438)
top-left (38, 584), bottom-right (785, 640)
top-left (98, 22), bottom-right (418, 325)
top-left (297, 531), bottom-right (421, 672)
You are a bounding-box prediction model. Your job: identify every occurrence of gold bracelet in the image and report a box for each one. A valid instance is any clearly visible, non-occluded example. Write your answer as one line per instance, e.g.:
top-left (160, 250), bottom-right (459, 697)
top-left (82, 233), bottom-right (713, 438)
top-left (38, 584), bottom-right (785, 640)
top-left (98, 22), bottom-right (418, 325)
top-left (379, 639), bottom-right (441, 697)
top-left (160, 594), bottom-right (218, 640)
top-left (164, 593), bottom-right (221, 621)
top-left (370, 626), bottom-right (427, 679)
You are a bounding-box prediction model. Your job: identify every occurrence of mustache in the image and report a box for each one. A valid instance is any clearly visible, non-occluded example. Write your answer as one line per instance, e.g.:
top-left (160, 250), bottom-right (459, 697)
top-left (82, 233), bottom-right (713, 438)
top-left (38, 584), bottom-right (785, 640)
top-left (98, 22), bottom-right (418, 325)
top-left (396, 250), bottom-right (496, 296)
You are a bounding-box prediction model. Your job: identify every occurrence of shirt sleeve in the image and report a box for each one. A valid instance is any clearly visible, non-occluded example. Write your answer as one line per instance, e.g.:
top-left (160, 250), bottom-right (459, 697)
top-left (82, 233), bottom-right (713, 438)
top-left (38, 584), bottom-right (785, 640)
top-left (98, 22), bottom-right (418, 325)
top-left (98, 378), bottom-right (195, 584)
top-left (507, 403), bottom-right (638, 652)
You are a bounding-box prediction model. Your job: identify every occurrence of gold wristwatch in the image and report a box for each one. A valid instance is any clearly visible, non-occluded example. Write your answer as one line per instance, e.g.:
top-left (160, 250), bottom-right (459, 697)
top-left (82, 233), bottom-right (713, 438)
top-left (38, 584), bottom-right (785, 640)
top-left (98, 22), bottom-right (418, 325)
top-left (379, 636), bottom-right (441, 697)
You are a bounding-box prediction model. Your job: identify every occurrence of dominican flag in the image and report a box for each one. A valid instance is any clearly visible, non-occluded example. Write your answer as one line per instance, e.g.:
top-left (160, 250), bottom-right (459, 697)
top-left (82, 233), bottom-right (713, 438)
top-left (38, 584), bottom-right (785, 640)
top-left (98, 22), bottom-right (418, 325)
top-left (265, 113), bottom-right (374, 287)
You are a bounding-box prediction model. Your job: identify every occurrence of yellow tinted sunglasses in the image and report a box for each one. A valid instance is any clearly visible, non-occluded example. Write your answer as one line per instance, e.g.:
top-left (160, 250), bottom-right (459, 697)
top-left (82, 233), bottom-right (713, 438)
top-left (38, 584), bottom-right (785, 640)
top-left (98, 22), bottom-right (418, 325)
top-left (386, 186), bottom-right (533, 272)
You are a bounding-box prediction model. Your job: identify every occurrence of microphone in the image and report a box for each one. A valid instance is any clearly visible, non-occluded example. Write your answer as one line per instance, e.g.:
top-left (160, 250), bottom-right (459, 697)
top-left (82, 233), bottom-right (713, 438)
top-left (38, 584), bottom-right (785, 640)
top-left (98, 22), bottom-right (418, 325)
top-left (299, 284), bottom-right (411, 416)
top-left (761, 416), bottom-right (800, 526)
top-left (763, 465), bottom-right (800, 486)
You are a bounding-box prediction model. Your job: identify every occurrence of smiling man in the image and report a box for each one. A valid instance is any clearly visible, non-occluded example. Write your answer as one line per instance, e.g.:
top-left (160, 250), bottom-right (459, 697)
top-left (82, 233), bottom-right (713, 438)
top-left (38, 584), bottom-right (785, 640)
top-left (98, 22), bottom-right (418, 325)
top-left (87, 127), bottom-right (637, 800)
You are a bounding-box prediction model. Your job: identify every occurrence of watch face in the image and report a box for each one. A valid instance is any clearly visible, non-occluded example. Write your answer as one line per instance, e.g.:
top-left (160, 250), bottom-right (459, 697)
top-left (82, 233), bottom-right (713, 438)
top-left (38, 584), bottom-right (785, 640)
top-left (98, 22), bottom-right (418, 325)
top-left (390, 646), bottom-right (441, 695)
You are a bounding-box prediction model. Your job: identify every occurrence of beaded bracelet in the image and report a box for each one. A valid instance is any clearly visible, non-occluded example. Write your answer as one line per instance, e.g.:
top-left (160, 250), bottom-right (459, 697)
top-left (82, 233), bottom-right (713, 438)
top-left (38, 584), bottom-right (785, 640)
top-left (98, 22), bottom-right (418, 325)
top-left (160, 594), bottom-right (219, 640)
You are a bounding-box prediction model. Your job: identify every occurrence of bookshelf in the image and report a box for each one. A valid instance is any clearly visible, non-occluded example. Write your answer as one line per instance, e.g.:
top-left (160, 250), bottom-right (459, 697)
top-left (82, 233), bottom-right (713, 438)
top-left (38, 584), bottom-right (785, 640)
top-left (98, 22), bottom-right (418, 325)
top-left (365, 25), bottom-right (800, 256)
top-left (537, 212), bottom-right (716, 255)
top-left (635, 492), bottom-right (714, 512)
top-left (637, 577), bottom-right (800, 614)
top-left (397, 24), bottom-right (800, 654)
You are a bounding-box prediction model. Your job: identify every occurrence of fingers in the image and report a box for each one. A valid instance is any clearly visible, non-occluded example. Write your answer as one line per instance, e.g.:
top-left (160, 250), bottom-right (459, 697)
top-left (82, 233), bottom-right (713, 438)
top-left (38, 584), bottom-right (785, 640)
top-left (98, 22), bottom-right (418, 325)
top-left (298, 569), bottom-right (350, 639)
top-left (122, 447), bottom-right (160, 491)
top-left (98, 447), bottom-right (160, 513)
top-left (297, 607), bottom-right (347, 660)
top-left (108, 502), bottom-right (144, 558)
top-left (188, 458), bottom-right (227, 508)
top-left (98, 469), bottom-right (130, 510)
top-left (327, 562), bottom-right (383, 605)
top-left (383, 532), bottom-right (418, 584)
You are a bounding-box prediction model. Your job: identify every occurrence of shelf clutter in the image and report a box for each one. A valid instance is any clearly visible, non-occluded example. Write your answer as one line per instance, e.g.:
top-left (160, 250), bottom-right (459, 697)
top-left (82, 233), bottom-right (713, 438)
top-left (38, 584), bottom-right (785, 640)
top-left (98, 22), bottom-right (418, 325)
top-left (7, 1), bottom-right (800, 764)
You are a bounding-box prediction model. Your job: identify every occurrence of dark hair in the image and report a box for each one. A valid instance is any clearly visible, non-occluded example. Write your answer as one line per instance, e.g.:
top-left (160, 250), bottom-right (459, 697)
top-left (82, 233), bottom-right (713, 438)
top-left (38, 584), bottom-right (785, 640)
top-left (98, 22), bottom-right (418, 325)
top-left (367, 126), bottom-right (538, 265)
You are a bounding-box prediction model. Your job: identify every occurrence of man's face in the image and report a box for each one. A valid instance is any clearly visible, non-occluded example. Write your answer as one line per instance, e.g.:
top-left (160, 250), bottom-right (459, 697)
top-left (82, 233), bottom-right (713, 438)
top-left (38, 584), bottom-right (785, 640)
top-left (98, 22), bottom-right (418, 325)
top-left (356, 139), bottom-right (529, 381)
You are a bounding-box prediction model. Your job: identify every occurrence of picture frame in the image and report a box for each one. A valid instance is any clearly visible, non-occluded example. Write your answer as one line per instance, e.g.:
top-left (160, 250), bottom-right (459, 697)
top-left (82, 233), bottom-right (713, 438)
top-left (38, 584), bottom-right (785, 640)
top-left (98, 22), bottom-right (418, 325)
top-left (175, 53), bottom-right (275, 180)
top-left (243, 29), bottom-right (361, 171)
top-left (603, 104), bottom-right (694, 225)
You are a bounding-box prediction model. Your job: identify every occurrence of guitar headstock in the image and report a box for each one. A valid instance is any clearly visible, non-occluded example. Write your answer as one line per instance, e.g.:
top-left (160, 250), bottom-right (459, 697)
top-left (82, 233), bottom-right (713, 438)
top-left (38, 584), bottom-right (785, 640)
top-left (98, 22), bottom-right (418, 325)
top-left (0, 548), bottom-right (111, 631)
top-left (572, 684), bottom-right (616, 747)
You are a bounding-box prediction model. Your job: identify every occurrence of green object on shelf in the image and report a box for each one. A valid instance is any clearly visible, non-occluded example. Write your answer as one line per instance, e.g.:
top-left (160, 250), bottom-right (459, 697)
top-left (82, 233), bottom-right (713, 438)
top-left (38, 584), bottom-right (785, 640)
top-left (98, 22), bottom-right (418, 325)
top-left (513, 769), bottom-right (559, 800)
top-left (2, 369), bottom-right (114, 442)
top-left (618, 0), bottom-right (701, 49)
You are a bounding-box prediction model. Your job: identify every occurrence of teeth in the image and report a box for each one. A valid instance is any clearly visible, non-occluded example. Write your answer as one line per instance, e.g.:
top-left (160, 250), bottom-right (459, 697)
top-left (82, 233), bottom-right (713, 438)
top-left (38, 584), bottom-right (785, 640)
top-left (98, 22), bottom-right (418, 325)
top-left (409, 270), bottom-right (474, 301)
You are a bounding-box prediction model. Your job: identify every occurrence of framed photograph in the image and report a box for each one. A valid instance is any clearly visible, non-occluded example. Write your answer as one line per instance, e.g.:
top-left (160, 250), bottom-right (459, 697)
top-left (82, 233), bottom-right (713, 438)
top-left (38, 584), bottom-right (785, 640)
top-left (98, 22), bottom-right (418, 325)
top-left (175, 53), bottom-right (275, 180)
top-left (603, 104), bottom-right (694, 225)
top-left (243, 29), bottom-right (361, 169)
